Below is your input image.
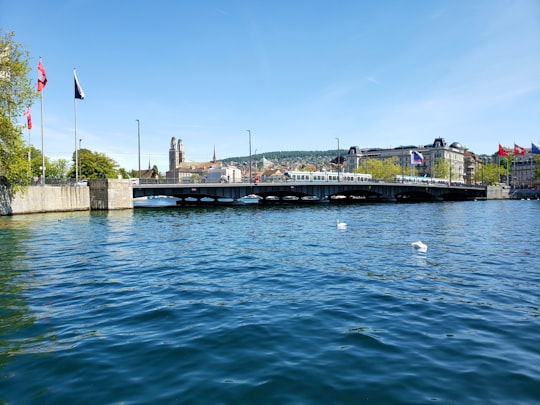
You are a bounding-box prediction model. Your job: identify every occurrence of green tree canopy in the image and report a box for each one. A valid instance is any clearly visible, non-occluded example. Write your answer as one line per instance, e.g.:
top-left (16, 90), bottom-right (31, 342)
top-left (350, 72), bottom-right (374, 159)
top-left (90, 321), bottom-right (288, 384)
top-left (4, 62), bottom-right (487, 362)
top-left (431, 157), bottom-right (450, 179)
top-left (474, 163), bottom-right (507, 185)
top-left (353, 157), bottom-right (403, 181)
top-left (68, 148), bottom-right (119, 179)
top-left (0, 31), bottom-right (35, 187)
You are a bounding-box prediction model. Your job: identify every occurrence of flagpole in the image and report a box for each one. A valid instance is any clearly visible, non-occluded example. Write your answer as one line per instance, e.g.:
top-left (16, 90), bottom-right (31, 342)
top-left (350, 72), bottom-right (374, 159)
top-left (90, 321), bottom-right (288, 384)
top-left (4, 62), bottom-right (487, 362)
top-left (498, 155), bottom-right (500, 183)
top-left (27, 124), bottom-right (31, 177)
top-left (74, 68), bottom-right (79, 183)
top-left (40, 90), bottom-right (45, 185)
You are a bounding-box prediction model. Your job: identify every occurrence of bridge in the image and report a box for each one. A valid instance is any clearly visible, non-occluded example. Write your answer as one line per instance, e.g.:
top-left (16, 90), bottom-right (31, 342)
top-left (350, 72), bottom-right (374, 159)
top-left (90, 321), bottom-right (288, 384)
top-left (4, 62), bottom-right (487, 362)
top-left (133, 181), bottom-right (487, 205)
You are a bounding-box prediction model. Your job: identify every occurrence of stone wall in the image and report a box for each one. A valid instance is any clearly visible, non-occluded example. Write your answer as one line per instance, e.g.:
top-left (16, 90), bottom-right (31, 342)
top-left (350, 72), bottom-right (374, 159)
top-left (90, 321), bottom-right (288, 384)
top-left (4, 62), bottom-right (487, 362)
top-left (0, 179), bottom-right (133, 215)
top-left (0, 185), bottom-right (90, 215)
top-left (486, 185), bottom-right (510, 200)
top-left (89, 179), bottom-right (133, 210)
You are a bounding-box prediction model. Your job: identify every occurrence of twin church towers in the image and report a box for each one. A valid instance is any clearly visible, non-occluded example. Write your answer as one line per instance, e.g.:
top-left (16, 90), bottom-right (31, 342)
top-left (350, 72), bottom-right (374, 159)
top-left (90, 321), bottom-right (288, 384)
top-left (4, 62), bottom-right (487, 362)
top-left (168, 137), bottom-right (185, 171)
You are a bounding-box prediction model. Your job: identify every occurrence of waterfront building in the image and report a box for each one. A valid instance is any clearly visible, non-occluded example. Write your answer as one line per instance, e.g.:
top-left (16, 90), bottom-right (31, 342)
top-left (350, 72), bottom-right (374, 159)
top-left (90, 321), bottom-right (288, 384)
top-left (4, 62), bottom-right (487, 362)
top-left (345, 138), bottom-right (466, 183)
top-left (508, 148), bottom-right (538, 188)
top-left (464, 151), bottom-right (486, 185)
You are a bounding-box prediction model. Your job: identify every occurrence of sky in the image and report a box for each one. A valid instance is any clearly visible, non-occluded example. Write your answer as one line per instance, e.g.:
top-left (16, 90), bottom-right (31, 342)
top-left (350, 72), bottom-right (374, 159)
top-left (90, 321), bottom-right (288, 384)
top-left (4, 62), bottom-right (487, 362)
top-left (2, 0), bottom-right (540, 172)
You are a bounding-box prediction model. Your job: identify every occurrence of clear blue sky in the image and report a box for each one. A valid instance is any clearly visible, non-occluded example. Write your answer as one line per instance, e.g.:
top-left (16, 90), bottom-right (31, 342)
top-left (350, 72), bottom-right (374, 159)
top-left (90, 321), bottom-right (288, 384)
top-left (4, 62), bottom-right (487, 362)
top-left (2, 0), bottom-right (539, 172)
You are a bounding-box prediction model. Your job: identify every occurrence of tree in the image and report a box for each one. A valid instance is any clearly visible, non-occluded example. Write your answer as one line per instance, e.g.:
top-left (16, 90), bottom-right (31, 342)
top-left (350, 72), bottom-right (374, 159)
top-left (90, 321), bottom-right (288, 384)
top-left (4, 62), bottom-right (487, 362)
top-left (68, 148), bottom-right (119, 179)
top-left (534, 155), bottom-right (540, 181)
top-left (354, 157), bottom-right (402, 181)
top-left (473, 163), bottom-right (506, 185)
top-left (0, 31), bottom-right (35, 188)
top-left (47, 159), bottom-right (70, 179)
top-left (117, 167), bottom-right (130, 179)
top-left (431, 158), bottom-right (450, 179)
top-left (151, 164), bottom-right (159, 178)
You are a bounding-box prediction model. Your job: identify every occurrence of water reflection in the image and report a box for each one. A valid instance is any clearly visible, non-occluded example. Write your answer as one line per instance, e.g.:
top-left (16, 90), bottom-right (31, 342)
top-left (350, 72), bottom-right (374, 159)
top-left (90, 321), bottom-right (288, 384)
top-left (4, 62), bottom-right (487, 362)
top-left (0, 220), bottom-right (40, 370)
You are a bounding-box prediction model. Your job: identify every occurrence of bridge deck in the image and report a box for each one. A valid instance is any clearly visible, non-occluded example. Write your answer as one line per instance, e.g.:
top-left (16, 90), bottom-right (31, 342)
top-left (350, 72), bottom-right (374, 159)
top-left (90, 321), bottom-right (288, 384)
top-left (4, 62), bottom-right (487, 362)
top-left (133, 181), bottom-right (487, 205)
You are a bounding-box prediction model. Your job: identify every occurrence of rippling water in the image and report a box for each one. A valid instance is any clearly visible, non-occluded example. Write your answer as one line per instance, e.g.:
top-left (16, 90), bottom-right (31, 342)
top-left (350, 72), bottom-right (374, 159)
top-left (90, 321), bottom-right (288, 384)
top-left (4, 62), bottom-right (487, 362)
top-left (1, 200), bottom-right (539, 404)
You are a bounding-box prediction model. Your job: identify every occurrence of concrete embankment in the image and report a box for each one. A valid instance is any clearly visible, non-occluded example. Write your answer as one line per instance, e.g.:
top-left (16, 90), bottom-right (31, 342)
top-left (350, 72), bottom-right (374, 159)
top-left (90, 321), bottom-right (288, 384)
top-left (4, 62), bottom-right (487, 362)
top-left (0, 179), bottom-right (133, 216)
top-left (486, 185), bottom-right (510, 200)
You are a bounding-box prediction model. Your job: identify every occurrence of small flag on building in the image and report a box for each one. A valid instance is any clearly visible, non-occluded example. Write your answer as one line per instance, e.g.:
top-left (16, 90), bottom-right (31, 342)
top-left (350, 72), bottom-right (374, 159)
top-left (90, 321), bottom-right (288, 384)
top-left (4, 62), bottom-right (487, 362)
top-left (74, 69), bottom-right (85, 99)
top-left (411, 150), bottom-right (424, 165)
top-left (532, 142), bottom-right (540, 154)
top-left (37, 59), bottom-right (47, 92)
top-left (514, 143), bottom-right (526, 156)
top-left (498, 144), bottom-right (509, 157)
top-left (24, 107), bottom-right (32, 129)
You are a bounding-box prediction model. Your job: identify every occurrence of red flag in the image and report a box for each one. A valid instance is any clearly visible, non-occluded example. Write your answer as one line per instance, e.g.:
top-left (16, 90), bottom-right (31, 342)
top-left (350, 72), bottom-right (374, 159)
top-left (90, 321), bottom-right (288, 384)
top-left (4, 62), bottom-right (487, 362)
top-left (514, 143), bottom-right (525, 156)
top-left (24, 107), bottom-right (32, 130)
top-left (498, 144), bottom-right (508, 157)
top-left (37, 59), bottom-right (47, 92)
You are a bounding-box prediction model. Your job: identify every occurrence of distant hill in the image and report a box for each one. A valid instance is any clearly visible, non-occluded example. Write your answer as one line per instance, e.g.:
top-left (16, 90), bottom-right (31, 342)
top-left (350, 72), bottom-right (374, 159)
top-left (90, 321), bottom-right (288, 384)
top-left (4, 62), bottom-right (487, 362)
top-left (221, 149), bottom-right (342, 167)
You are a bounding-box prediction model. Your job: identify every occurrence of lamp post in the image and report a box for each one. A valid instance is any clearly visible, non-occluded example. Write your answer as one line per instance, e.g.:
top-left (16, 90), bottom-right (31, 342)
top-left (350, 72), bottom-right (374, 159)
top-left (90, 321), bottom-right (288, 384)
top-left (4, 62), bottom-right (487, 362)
top-left (136, 119), bottom-right (141, 180)
top-left (78, 139), bottom-right (82, 179)
top-left (247, 130), bottom-right (251, 183)
top-left (336, 137), bottom-right (340, 181)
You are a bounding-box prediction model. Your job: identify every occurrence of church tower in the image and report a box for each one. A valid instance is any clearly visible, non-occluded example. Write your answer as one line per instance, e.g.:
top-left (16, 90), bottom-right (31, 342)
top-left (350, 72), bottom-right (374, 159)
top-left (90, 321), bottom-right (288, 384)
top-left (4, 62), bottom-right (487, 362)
top-left (178, 139), bottom-right (185, 165)
top-left (169, 137), bottom-right (178, 171)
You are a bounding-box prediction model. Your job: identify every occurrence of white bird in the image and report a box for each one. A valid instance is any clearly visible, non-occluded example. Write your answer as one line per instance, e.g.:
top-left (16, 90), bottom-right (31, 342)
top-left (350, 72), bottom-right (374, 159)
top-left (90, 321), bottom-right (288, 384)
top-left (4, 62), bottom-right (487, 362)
top-left (337, 219), bottom-right (347, 229)
top-left (411, 240), bottom-right (427, 252)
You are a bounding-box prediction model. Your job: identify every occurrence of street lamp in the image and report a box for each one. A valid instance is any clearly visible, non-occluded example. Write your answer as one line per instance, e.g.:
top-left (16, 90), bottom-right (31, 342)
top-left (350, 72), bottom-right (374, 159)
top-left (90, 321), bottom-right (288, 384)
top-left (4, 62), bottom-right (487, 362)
top-left (247, 130), bottom-right (251, 183)
top-left (336, 137), bottom-right (340, 181)
top-left (136, 119), bottom-right (141, 180)
top-left (78, 139), bottom-right (82, 179)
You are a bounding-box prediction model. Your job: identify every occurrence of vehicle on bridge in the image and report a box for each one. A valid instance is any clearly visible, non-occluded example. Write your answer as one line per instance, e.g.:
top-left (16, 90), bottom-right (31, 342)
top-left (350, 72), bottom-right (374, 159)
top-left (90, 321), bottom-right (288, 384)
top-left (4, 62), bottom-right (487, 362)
top-left (395, 175), bottom-right (465, 185)
top-left (284, 171), bottom-right (372, 182)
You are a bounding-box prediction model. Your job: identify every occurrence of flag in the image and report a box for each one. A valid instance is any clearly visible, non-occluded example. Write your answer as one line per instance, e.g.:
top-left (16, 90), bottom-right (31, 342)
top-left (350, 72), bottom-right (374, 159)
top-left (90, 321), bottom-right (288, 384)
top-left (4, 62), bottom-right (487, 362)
top-left (74, 69), bottom-right (85, 99)
top-left (411, 150), bottom-right (424, 164)
top-left (24, 107), bottom-right (32, 130)
top-left (514, 143), bottom-right (526, 156)
top-left (532, 142), bottom-right (540, 154)
top-left (498, 144), bottom-right (509, 157)
top-left (37, 59), bottom-right (47, 92)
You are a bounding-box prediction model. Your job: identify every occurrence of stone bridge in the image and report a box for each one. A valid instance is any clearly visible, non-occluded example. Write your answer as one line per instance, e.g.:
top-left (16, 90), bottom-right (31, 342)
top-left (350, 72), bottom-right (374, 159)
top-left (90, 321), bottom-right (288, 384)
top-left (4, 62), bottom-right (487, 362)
top-left (133, 181), bottom-right (487, 205)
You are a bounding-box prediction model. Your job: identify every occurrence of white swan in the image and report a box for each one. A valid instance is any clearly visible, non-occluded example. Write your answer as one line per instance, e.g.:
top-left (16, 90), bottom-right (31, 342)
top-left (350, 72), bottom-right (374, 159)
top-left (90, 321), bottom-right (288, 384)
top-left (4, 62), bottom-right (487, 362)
top-left (411, 240), bottom-right (427, 252)
top-left (336, 219), bottom-right (347, 229)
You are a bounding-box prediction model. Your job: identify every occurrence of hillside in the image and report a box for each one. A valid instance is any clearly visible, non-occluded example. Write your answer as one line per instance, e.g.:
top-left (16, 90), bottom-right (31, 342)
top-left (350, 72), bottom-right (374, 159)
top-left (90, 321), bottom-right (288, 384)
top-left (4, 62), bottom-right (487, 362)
top-left (221, 149), bottom-right (342, 168)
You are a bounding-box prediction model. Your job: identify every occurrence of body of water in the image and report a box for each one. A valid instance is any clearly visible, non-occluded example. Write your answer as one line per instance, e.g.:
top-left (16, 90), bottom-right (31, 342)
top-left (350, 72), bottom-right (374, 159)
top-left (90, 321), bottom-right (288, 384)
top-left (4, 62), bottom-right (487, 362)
top-left (1, 200), bottom-right (539, 404)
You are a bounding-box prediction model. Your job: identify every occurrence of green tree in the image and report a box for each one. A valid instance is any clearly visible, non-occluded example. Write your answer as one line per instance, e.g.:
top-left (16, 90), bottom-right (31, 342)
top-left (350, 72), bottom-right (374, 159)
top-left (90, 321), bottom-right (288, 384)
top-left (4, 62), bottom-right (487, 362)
top-left (68, 148), bottom-right (119, 179)
top-left (474, 163), bottom-right (506, 185)
top-left (117, 167), bottom-right (130, 179)
top-left (0, 31), bottom-right (35, 188)
top-left (151, 164), bottom-right (159, 178)
top-left (354, 157), bottom-right (402, 181)
top-left (431, 157), bottom-right (450, 179)
top-left (47, 159), bottom-right (70, 179)
top-left (534, 155), bottom-right (540, 181)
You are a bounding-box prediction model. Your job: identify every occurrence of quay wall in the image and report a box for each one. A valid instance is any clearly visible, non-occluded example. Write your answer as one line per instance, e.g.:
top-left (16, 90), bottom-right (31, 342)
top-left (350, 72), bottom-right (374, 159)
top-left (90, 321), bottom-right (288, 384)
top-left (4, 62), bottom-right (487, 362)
top-left (89, 179), bottom-right (133, 210)
top-left (0, 179), bottom-right (133, 216)
top-left (486, 185), bottom-right (510, 200)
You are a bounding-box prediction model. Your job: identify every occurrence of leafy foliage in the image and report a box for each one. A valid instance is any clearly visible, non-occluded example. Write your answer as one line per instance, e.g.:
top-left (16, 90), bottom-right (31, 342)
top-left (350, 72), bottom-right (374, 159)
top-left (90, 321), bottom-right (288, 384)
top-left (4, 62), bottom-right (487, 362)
top-left (353, 157), bottom-right (403, 181)
top-left (68, 148), bottom-right (119, 179)
top-left (473, 163), bottom-right (506, 185)
top-left (431, 158), bottom-right (450, 179)
top-left (0, 31), bottom-right (35, 188)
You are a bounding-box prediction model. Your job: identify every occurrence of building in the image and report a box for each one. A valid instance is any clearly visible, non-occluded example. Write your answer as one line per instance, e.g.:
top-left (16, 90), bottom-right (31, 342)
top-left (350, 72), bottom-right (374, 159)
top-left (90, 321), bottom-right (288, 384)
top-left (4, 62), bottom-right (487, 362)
top-left (464, 151), bottom-right (485, 185)
top-left (205, 166), bottom-right (243, 183)
top-left (345, 138), bottom-right (466, 183)
top-left (165, 137), bottom-right (212, 183)
top-left (509, 149), bottom-right (538, 188)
